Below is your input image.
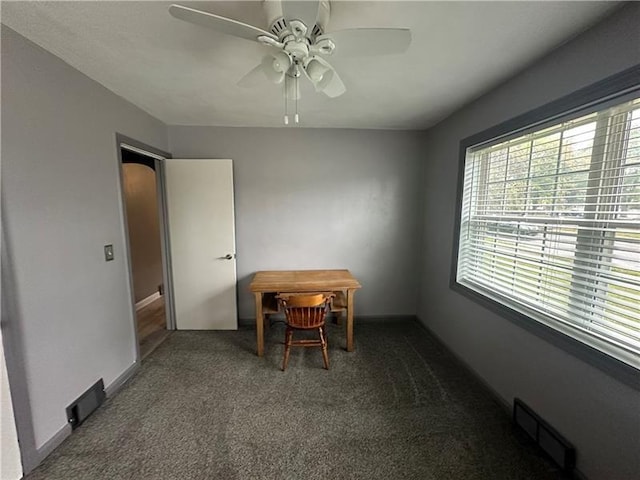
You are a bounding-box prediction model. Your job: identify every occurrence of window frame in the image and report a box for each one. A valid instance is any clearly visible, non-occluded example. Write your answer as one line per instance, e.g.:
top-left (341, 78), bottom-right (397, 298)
top-left (450, 65), bottom-right (640, 390)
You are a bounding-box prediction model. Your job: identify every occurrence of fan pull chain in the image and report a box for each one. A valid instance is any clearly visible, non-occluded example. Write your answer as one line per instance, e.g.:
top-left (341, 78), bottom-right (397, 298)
top-left (294, 75), bottom-right (299, 124)
top-left (283, 75), bottom-right (289, 125)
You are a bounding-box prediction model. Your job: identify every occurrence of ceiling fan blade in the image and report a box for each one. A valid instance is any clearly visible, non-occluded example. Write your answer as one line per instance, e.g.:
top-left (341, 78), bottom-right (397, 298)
top-left (317, 28), bottom-right (411, 57)
top-left (281, 1), bottom-right (320, 30)
top-left (302, 56), bottom-right (345, 98)
top-left (237, 64), bottom-right (268, 88)
top-left (315, 1), bottom-right (331, 34)
top-left (169, 4), bottom-right (277, 42)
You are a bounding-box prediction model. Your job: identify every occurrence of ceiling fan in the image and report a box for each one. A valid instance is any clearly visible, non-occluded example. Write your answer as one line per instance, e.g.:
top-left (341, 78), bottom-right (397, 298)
top-left (169, 1), bottom-right (411, 124)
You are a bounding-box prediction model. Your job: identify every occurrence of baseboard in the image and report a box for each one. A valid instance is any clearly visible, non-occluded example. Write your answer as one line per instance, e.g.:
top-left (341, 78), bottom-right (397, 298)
top-left (414, 317), bottom-right (591, 479)
top-left (135, 292), bottom-right (161, 311)
top-left (414, 317), bottom-right (511, 413)
top-left (34, 423), bottom-right (72, 466)
top-left (24, 362), bottom-right (140, 474)
top-left (105, 361), bottom-right (140, 398)
top-left (574, 467), bottom-right (589, 480)
top-left (355, 315), bottom-right (417, 323)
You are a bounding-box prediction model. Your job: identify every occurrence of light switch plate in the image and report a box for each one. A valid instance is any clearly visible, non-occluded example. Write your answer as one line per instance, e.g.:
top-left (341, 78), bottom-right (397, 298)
top-left (104, 244), bottom-right (114, 261)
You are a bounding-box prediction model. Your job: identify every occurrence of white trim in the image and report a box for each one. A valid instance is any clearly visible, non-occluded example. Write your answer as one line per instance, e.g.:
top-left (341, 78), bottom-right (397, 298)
top-left (34, 423), bottom-right (72, 465)
top-left (120, 143), bottom-right (166, 161)
top-left (105, 361), bottom-right (140, 398)
top-left (30, 358), bottom-right (140, 468)
top-left (0, 332), bottom-right (22, 479)
top-left (135, 292), bottom-right (161, 311)
top-left (31, 359), bottom-right (139, 467)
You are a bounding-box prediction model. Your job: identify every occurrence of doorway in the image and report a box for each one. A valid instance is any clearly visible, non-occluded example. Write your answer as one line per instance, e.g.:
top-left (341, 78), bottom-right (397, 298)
top-left (119, 143), bottom-right (172, 358)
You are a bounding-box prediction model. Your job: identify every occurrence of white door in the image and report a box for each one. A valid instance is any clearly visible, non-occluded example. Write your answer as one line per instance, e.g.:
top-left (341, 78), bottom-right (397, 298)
top-left (164, 159), bottom-right (237, 330)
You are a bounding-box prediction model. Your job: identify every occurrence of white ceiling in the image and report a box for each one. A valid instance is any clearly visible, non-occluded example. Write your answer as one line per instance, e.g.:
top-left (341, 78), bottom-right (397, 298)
top-left (2, 1), bottom-right (619, 129)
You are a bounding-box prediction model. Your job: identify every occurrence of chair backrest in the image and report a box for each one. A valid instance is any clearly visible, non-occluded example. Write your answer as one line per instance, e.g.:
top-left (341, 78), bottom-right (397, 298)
top-left (278, 293), bottom-right (330, 329)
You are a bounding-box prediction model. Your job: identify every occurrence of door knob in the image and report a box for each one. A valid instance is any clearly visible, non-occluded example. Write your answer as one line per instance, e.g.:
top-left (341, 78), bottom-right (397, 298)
top-left (224, 254), bottom-right (233, 260)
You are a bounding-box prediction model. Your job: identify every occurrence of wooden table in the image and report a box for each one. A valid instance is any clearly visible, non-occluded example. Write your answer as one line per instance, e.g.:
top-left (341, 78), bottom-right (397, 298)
top-left (249, 270), bottom-right (361, 356)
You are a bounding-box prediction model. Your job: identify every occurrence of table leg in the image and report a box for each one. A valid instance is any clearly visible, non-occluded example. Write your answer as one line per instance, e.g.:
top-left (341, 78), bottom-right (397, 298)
top-left (255, 292), bottom-right (264, 357)
top-left (346, 289), bottom-right (355, 352)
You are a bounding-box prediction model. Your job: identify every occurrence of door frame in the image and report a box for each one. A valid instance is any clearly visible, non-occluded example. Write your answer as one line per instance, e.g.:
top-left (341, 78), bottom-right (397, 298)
top-left (115, 134), bottom-right (175, 364)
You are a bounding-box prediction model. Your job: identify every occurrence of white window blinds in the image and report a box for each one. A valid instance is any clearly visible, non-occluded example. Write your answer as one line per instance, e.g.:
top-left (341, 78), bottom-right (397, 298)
top-left (457, 97), bottom-right (640, 368)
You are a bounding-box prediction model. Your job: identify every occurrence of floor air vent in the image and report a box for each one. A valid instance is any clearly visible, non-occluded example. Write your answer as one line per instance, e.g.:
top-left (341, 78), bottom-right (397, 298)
top-left (513, 398), bottom-right (576, 472)
top-left (66, 379), bottom-right (105, 430)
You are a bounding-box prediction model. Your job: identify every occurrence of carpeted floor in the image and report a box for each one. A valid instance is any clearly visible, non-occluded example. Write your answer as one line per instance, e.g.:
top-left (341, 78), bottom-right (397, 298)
top-left (26, 320), bottom-right (568, 480)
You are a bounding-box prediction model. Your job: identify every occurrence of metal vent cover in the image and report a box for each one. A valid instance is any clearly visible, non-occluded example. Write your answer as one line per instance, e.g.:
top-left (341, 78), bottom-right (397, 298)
top-left (66, 379), bottom-right (105, 430)
top-left (513, 398), bottom-right (576, 472)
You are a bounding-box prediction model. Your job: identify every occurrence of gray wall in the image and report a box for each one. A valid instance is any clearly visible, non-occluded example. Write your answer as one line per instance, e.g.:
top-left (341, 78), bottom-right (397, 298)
top-left (3, 4), bottom-right (639, 477)
top-left (122, 164), bottom-right (163, 302)
top-left (417, 4), bottom-right (640, 480)
top-left (168, 127), bottom-right (424, 319)
top-left (1, 25), bottom-right (168, 458)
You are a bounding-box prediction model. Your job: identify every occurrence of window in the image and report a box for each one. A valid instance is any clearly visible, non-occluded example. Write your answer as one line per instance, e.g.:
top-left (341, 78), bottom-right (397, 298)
top-left (456, 96), bottom-right (640, 370)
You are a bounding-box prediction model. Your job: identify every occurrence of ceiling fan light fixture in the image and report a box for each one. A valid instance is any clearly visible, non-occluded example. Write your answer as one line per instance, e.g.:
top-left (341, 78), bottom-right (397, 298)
top-left (305, 59), bottom-right (328, 82)
top-left (316, 69), bottom-right (335, 93)
top-left (303, 56), bottom-right (335, 92)
top-left (169, 3), bottom-right (412, 122)
top-left (261, 55), bottom-right (283, 83)
top-left (261, 51), bottom-right (291, 84)
top-left (272, 51), bottom-right (291, 72)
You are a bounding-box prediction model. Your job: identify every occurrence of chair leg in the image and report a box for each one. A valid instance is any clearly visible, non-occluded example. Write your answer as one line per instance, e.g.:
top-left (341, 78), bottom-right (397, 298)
top-left (282, 327), bottom-right (293, 371)
top-left (319, 326), bottom-right (329, 370)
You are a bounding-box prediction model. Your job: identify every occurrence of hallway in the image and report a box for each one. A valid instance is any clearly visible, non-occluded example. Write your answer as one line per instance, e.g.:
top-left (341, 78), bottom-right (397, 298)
top-left (137, 296), bottom-right (169, 359)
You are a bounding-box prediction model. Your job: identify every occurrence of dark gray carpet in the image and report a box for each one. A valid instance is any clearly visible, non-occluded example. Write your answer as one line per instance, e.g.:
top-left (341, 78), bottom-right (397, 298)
top-left (26, 320), bottom-right (567, 479)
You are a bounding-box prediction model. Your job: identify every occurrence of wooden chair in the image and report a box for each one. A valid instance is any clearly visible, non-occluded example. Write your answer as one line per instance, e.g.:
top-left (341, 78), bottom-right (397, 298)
top-left (277, 293), bottom-right (333, 371)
